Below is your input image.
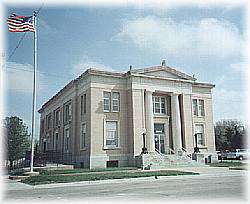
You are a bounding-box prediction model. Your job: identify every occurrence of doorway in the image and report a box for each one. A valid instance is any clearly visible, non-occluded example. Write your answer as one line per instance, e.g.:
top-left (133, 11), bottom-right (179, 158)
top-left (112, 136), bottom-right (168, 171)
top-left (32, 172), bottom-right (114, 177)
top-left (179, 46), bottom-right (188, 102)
top-left (154, 123), bottom-right (166, 153)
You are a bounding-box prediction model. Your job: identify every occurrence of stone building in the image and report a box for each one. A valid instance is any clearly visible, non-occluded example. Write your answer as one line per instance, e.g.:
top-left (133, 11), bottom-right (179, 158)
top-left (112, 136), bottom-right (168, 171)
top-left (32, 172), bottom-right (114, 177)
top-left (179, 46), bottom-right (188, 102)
top-left (38, 61), bottom-right (217, 168)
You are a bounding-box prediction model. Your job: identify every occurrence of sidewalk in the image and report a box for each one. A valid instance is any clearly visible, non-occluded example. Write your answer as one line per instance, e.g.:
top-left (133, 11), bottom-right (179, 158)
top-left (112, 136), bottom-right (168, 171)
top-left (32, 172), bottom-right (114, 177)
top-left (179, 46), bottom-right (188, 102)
top-left (4, 178), bottom-right (33, 190)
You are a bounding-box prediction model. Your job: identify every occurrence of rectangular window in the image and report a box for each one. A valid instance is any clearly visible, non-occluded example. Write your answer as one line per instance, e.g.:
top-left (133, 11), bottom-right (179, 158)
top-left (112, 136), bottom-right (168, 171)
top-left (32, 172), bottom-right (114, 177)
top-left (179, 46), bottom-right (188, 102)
top-left (112, 92), bottom-right (120, 112)
top-left (83, 94), bottom-right (86, 114)
top-left (55, 109), bottom-right (60, 127)
top-left (192, 99), bottom-right (198, 116)
top-left (106, 121), bottom-right (118, 147)
top-left (193, 99), bottom-right (205, 116)
top-left (41, 119), bottom-right (45, 134)
top-left (198, 100), bottom-right (205, 116)
top-left (161, 98), bottom-right (166, 114)
top-left (80, 95), bottom-right (83, 116)
top-left (54, 132), bottom-right (59, 151)
top-left (80, 123), bottom-right (86, 149)
top-left (64, 128), bottom-right (70, 152)
top-left (81, 94), bottom-right (86, 116)
top-left (46, 114), bottom-right (52, 130)
top-left (103, 92), bottom-right (111, 112)
top-left (195, 124), bottom-right (205, 146)
top-left (64, 102), bottom-right (72, 123)
top-left (153, 96), bottom-right (166, 114)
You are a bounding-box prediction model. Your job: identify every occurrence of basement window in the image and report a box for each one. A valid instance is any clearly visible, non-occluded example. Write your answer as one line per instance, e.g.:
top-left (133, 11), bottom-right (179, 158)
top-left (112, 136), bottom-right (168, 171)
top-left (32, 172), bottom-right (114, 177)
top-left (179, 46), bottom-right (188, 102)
top-left (107, 160), bottom-right (118, 168)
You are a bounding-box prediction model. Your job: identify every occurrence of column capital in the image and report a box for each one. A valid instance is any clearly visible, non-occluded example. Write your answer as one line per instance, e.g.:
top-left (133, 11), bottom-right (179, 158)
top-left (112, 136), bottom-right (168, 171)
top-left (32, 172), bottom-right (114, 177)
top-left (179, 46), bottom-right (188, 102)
top-left (145, 89), bottom-right (155, 94)
top-left (171, 92), bottom-right (180, 97)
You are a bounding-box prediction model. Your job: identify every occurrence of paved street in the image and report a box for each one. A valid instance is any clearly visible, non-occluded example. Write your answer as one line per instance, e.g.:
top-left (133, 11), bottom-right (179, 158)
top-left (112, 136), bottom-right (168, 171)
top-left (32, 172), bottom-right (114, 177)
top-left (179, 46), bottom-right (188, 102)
top-left (3, 168), bottom-right (249, 202)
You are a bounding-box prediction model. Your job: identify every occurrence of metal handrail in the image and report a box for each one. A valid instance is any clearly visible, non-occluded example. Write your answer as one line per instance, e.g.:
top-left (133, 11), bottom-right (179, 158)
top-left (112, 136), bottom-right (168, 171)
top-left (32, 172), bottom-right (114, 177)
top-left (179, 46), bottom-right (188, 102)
top-left (181, 147), bottom-right (192, 159)
top-left (169, 148), bottom-right (175, 154)
top-left (155, 148), bottom-right (161, 154)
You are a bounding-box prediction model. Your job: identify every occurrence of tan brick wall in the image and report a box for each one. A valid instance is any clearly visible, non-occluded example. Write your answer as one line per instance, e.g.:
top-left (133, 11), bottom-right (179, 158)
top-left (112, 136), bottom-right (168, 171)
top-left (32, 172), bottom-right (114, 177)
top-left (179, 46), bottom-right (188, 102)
top-left (90, 86), bottom-right (129, 156)
top-left (182, 94), bottom-right (194, 153)
top-left (192, 86), bottom-right (216, 154)
top-left (131, 89), bottom-right (144, 156)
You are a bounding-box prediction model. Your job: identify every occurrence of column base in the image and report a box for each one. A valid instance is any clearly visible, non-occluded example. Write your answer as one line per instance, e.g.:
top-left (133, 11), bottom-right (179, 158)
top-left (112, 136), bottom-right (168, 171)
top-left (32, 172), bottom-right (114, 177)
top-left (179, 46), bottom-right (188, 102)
top-left (141, 147), bottom-right (148, 154)
top-left (177, 150), bottom-right (183, 156)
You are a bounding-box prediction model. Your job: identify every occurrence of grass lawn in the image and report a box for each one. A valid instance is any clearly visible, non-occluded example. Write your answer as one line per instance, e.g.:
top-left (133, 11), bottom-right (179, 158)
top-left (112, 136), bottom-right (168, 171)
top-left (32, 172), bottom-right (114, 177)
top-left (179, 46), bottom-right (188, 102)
top-left (229, 166), bottom-right (248, 170)
top-left (22, 170), bottom-right (198, 185)
top-left (210, 161), bottom-right (247, 168)
top-left (38, 167), bottom-right (138, 175)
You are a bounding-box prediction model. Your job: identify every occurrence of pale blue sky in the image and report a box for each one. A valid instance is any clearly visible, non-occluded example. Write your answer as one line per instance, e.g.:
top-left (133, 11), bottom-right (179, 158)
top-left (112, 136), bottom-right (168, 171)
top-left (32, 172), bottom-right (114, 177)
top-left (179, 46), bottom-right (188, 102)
top-left (4, 3), bottom-right (247, 138)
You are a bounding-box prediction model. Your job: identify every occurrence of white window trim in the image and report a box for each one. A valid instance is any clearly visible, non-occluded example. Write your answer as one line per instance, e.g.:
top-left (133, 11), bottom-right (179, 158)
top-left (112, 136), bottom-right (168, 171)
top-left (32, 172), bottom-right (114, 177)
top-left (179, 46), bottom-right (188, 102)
top-left (80, 123), bottom-right (87, 150)
top-left (192, 98), bottom-right (205, 117)
top-left (54, 131), bottom-right (59, 150)
top-left (194, 123), bottom-right (207, 148)
top-left (153, 96), bottom-right (167, 115)
top-left (55, 108), bottom-right (61, 127)
top-left (64, 101), bottom-right (72, 123)
top-left (64, 128), bottom-right (70, 153)
top-left (80, 95), bottom-right (83, 116)
top-left (83, 93), bottom-right (87, 114)
top-left (103, 92), bottom-right (111, 112)
top-left (103, 91), bottom-right (120, 113)
top-left (112, 92), bottom-right (120, 112)
top-left (80, 94), bottom-right (87, 117)
top-left (46, 113), bottom-right (52, 130)
top-left (103, 119), bottom-right (120, 149)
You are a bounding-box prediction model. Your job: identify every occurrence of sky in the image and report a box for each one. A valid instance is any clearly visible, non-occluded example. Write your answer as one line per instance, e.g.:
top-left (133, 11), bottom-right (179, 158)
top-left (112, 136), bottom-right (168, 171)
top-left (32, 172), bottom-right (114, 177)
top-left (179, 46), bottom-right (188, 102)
top-left (3, 1), bottom-right (247, 138)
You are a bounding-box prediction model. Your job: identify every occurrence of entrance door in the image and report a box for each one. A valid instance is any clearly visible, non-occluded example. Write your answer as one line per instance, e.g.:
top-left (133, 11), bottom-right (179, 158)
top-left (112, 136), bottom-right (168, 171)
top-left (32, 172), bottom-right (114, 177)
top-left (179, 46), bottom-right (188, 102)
top-left (154, 124), bottom-right (165, 153)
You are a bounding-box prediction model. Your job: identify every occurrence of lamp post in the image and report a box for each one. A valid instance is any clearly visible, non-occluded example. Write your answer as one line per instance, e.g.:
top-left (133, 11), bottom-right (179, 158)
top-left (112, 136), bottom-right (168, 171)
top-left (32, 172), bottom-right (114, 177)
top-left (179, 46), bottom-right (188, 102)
top-left (194, 133), bottom-right (199, 153)
top-left (141, 129), bottom-right (148, 154)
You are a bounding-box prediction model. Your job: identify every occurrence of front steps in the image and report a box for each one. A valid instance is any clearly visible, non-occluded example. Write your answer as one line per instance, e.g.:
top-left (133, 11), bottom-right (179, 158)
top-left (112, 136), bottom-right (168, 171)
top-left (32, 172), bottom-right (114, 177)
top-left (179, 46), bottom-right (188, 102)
top-left (135, 152), bottom-right (206, 170)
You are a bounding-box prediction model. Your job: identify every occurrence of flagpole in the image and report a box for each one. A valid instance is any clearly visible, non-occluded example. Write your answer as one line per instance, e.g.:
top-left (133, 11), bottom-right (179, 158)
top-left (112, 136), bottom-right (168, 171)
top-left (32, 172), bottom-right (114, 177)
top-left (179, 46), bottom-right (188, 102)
top-left (30, 11), bottom-right (37, 173)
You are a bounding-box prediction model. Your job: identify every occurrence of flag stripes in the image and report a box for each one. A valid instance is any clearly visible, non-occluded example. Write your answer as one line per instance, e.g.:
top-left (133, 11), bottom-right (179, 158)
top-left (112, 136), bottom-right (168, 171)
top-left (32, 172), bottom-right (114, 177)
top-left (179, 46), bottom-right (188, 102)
top-left (7, 13), bottom-right (35, 32)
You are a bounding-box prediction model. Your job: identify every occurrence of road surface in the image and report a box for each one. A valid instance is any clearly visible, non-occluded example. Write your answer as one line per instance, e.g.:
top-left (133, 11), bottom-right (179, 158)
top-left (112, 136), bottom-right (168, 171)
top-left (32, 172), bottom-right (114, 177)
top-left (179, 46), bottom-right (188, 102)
top-left (3, 169), bottom-right (248, 202)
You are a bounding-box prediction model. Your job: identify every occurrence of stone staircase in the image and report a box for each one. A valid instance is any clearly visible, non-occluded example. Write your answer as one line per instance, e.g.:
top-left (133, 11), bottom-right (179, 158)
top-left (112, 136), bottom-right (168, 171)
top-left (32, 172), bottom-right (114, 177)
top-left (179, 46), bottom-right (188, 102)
top-left (137, 151), bottom-right (206, 170)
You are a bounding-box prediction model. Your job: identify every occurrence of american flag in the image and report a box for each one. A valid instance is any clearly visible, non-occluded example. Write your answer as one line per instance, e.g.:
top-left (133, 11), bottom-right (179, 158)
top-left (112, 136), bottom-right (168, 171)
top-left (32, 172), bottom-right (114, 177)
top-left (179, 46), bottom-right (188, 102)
top-left (7, 13), bottom-right (35, 32)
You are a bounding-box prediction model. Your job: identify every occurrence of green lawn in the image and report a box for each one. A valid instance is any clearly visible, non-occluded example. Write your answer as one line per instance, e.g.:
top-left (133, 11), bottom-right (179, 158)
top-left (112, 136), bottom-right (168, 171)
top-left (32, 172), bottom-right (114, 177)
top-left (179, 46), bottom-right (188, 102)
top-left (22, 170), bottom-right (198, 185)
top-left (210, 161), bottom-right (247, 168)
top-left (229, 166), bottom-right (248, 170)
top-left (38, 167), bottom-right (138, 175)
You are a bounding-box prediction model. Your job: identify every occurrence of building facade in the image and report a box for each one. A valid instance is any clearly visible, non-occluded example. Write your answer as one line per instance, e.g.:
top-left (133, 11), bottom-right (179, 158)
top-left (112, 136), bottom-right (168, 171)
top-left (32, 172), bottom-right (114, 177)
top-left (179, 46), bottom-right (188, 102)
top-left (38, 62), bottom-right (217, 168)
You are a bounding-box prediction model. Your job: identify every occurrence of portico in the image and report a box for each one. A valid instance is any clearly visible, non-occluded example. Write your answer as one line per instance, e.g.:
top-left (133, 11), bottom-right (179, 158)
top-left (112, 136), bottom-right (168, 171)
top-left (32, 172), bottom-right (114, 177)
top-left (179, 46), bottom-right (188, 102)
top-left (144, 90), bottom-right (183, 155)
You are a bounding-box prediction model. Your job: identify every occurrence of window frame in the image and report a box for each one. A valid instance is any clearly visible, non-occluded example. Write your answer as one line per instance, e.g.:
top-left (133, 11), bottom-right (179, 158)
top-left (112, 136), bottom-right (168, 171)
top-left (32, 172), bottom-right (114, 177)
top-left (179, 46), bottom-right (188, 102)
top-left (64, 128), bottom-right (70, 153)
top-left (54, 131), bottom-right (59, 151)
top-left (104, 120), bottom-right (119, 149)
top-left (80, 123), bottom-right (86, 150)
top-left (112, 92), bottom-right (120, 112)
top-left (54, 108), bottom-right (61, 127)
top-left (46, 113), bottom-right (52, 130)
top-left (103, 92), bottom-right (111, 112)
top-left (194, 124), bottom-right (205, 147)
top-left (83, 93), bottom-right (87, 114)
top-left (41, 119), bottom-right (45, 134)
top-left (64, 101), bottom-right (72, 123)
top-left (103, 91), bottom-right (120, 113)
top-left (80, 95), bottom-right (83, 116)
top-left (198, 99), bottom-right (205, 116)
top-left (153, 96), bottom-right (166, 115)
top-left (192, 98), bottom-right (205, 117)
top-left (80, 94), bottom-right (87, 116)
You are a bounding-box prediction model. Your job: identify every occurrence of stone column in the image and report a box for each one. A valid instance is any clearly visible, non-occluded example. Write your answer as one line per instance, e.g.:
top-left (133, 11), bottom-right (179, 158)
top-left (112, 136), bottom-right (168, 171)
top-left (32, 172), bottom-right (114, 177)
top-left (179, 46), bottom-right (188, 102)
top-left (171, 93), bottom-right (182, 154)
top-left (164, 120), bottom-right (170, 154)
top-left (145, 90), bottom-right (155, 152)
